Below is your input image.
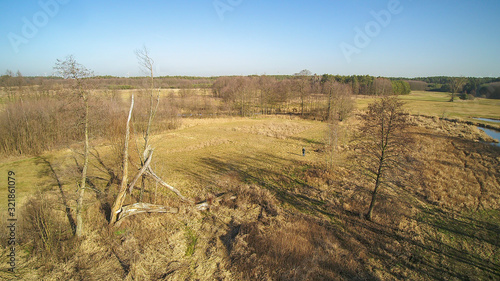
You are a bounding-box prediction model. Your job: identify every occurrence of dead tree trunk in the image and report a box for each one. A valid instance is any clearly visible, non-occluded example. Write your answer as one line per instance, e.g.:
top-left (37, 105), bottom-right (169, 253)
top-left (110, 95), bottom-right (134, 225)
top-left (109, 94), bottom-right (193, 226)
top-left (128, 148), bottom-right (153, 194)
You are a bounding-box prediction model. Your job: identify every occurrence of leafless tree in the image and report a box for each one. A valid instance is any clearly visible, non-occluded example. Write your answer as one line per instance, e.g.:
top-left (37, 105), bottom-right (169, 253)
top-left (135, 45), bottom-right (160, 154)
top-left (3, 70), bottom-right (18, 102)
top-left (54, 55), bottom-right (93, 237)
top-left (258, 76), bottom-right (275, 115)
top-left (109, 49), bottom-right (193, 227)
top-left (110, 95), bottom-right (134, 225)
top-left (322, 81), bottom-right (354, 122)
top-left (323, 81), bottom-right (354, 169)
top-left (293, 77), bottom-right (311, 117)
top-left (373, 78), bottom-right (393, 96)
top-left (449, 77), bottom-right (467, 102)
top-left (134, 46), bottom-right (161, 200)
top-left (357, 96), bottom-right (409, 221)
top-left (109, 93), bottom-right (193, 226)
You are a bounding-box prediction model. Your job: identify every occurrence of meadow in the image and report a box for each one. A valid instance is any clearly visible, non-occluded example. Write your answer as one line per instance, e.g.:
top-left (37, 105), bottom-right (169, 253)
top-left (357, 91), bottom-right (500, 121)
top-left (0, 90), bottom-right (499, 280)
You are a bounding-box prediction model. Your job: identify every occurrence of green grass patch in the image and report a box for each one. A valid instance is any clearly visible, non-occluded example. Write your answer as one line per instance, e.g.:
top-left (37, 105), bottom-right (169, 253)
top-left (184, 225), bottom-right (198, 257)
top-left (400, 91), bottom-right (500, 120)
top-left (0, 156), bottom-right (53, 212)
top-left (356, 91), bottom-right (500, 122)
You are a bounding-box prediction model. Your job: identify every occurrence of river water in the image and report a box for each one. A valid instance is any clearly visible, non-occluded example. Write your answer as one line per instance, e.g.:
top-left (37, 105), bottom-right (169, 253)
top-left (474, 118), bottom-right (500, 146)
top-left (475, 118), bottom-right (500, 123)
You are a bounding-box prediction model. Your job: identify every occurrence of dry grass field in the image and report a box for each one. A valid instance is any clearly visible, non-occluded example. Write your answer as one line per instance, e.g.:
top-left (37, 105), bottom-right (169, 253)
top-left (357, 91), bottom-right (500, 123)
top-left (0, 92), bottom-right (499, 280)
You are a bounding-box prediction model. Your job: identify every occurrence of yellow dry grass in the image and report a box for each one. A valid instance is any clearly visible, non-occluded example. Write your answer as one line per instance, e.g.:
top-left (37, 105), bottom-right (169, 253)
top-left (356, 91), bottom-right (500, 122)
top-left (0, 112), bottom-right (498, 280)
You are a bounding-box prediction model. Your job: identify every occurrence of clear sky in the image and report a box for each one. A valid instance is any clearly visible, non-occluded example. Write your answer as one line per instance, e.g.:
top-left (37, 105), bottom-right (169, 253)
top-left (1, 0), bottom-right (499, 77)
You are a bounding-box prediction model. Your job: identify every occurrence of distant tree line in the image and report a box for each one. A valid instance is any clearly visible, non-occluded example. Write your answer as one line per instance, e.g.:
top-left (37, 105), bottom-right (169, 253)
top-left (1, 70), bottom-right (410, 96)
top-left (210, 74), bottom-right (411, 118)
top-left (399, 76), bottom-right (500, 99)
top-left (0, 71), bottom-right (216, 91)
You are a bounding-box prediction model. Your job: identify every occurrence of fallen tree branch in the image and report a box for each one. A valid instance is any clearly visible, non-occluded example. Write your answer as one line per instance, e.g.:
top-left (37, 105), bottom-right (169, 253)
top-left (144, 167), bottom-right (194, 204)
top-left (195, 202), bottom-right (210, 211)
top-left (128, 148), bottom-right (154, 193)
top-left (117, 202), bottom-right (178, 222)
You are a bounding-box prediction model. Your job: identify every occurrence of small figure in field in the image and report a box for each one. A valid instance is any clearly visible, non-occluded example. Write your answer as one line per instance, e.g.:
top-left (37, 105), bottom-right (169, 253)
top-left (302, 147), bottom-right (305, 156)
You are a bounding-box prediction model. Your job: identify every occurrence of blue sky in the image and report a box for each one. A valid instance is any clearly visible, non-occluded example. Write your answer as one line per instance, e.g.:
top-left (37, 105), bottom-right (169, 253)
top-left (1, 0), bottom-right (499, 77)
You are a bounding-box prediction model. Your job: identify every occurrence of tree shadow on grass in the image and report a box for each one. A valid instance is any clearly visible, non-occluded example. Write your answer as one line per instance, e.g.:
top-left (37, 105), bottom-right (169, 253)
top-left (193, 148), bottom-right (500, 280)
top-left (408, 206), bottom-right (500, 279)
top-left (37, 157), bottom-right (76, 235)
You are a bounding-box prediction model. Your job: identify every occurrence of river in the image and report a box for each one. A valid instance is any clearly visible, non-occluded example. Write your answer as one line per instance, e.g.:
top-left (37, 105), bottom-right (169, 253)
top-left (475, 118), bottom-right (500, 147)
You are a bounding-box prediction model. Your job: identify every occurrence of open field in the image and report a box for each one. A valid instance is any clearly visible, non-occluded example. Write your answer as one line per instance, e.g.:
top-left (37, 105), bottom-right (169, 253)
top-left (2, 0), bottom-right (499, 277)
top-left (0, 90), bottom-right (499, 280)
top-left (356, 91), bottom-right (500, 123)
top-left (0, 111), bottom-right (499, 279)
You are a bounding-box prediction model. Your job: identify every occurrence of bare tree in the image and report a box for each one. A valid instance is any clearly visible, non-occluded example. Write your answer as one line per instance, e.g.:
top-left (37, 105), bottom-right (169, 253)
top-left (3, 70), bottom-right (18, 102)
top-left (293, 77), bottom-right (311, 117)
top-left (110, 95), bottom-right (134, 225)
top-left (258, 76), bottom-right (275, 115)
top-left (109, 93), bottom-right (192, 226)
top-left (135, 45), bottom-right (160, 155)
top-left (373, 78), bottom-right (393, 96)
top-left (109, 48), bottom-right (192, 226)
top-left (54, 55), bottom-right (93, 237)
top-left (357, 96), bottom-right (409, 221)
top-left (449, 77), bottom-right (467, 102)
top-left (323, 81), bottom-right (354, 169)
top-left (322, 81), bottom-right (354, 122)
top-left (135, 46), bottom-right (160, 200)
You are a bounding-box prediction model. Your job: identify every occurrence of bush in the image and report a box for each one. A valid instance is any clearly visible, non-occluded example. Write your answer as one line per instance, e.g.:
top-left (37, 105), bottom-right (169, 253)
top-left (0, 96), bottom-right (82, 155)
top-left (459, 92), bottom-right (475, 100)
top-left (0, 92), bottom-right (180, 156)
top-left (19, 194), bottom-right (77, 260)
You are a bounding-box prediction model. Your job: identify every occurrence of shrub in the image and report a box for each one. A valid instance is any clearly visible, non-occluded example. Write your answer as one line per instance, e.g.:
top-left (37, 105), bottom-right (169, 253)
top-left (459, 92), bottom-right (475, 100)
top-left (19, 194), bottom-right (76, 260)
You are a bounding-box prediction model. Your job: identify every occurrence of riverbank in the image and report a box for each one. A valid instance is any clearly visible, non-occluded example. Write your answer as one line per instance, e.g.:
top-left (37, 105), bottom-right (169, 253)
top-left (408, 114), bottom-right (499, 144)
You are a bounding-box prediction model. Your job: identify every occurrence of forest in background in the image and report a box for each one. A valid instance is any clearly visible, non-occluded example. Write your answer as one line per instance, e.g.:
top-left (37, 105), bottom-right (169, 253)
top-left (2, 70), bottom-right (500, 98)
top-left (0, 65), bottom-right (499, 279)
top-left (1, 70), bottom-right (499, 157)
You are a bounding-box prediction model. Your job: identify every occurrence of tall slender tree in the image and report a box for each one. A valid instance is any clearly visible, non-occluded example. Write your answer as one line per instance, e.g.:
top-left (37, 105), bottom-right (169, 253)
top-left (135, 45), bottom-right (159, 153)
top-left (358, 96), bottom-right (409, 221)
top-left (135, 46), bottom-right (160, 201)
top-left (54, 55), bottom-right (93, 237)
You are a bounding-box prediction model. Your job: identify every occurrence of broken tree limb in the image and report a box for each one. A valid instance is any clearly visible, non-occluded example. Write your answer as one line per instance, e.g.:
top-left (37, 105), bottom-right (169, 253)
top-left (128, 148), bottom-right (154, 194)
top-left (110, 94), bottom-right (134, 226)
top-left (144, 167), bottom-right (194, 204)
top-left (195, 193), bottom-right (235, 211)
top-left (117, 202), bottom-right (178, 222)
top-left (195, 202), bottom-right (210, 211)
